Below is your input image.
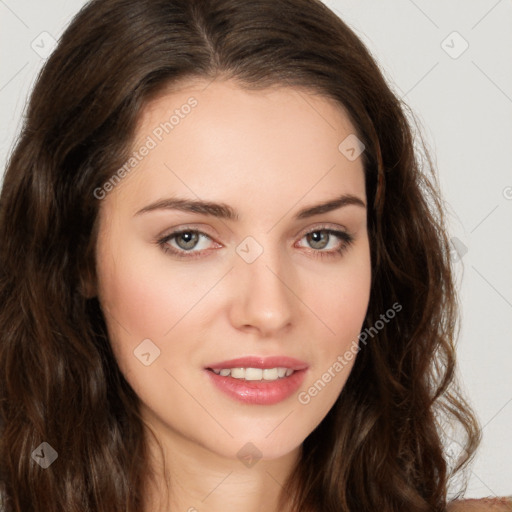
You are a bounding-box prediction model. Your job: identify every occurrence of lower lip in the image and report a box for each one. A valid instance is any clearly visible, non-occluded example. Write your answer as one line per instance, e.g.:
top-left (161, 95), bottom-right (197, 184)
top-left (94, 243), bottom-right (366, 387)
top-left (205, 369), bottom-right (307, 405)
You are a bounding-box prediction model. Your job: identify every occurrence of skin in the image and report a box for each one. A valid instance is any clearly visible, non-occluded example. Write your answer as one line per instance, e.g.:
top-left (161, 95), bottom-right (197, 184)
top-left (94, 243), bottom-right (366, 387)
top-left (447, 498), bottom-right (512, 511)
top-left (94, 78), bottom-right (372, 512)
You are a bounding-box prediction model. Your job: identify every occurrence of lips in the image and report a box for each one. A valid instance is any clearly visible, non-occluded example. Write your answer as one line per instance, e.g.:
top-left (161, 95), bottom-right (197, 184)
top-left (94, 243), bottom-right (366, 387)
top-left (204, 355), bottom-right (309, 405)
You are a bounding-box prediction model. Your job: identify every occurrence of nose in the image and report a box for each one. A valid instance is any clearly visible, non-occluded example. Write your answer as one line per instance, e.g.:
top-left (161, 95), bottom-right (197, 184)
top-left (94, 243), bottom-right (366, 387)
top-left (228, 245), bottom-right (295, 337)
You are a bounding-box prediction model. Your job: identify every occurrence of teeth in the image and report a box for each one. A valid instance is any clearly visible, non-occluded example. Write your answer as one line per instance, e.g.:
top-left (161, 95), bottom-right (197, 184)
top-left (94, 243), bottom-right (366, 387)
top-left (263, 368), bottom-right (278, 380)
top-left (245, 368), bottom-right (263, 380)
top-left (231, 367), bottom-right (245, 379)
top-left (210, 367), bottom-right (295, 381)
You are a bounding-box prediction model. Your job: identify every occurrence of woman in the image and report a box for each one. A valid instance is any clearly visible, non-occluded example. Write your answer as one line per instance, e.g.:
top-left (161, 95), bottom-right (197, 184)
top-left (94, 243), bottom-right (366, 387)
top-left (0, 0), bottom-right (509, 510)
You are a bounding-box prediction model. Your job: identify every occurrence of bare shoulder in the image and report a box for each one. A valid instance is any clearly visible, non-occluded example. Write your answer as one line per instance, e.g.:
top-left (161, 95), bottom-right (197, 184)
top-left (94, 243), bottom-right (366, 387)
top-left (447, 497), bottom-right (512, 511)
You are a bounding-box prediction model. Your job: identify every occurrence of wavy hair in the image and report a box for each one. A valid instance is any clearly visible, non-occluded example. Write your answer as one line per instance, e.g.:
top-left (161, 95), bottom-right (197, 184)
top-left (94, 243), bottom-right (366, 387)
top-left (0, 0), bottom-right (481, 510)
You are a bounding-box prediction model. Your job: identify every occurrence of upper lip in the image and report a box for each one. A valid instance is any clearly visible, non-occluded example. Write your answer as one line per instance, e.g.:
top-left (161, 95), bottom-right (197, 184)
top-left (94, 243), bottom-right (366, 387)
top-left (206, 356), bottom-right (308, 371)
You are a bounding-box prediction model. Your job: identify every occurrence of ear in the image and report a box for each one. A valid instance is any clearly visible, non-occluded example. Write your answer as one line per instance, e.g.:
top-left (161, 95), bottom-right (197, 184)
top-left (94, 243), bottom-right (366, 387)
top-left (79, 262), bottom-right (98, 299)
top-left (80, 277), bottom-right (97, 299)
top-left (79, 231), bottom-right (99, 299)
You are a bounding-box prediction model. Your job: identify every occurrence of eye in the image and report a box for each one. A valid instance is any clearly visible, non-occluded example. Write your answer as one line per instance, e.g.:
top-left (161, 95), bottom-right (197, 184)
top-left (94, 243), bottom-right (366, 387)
top-left (157, 229), bottom-right (216, 259)
top-left (156, 225), bottom-right (354, 260)
top-left (296, 227), bottom-right (354, 259)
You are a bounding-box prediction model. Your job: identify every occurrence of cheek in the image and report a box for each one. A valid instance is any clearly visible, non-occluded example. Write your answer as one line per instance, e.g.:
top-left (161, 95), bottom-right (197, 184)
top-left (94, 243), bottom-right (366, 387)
top-left (311, 240), bottom-right (372, 350)
top-left (296, 244), bottom-right (371, 426)
top-left (96, 238), bottom-right (205, 339)
top-left (95, 245), bottom-right (208, 399)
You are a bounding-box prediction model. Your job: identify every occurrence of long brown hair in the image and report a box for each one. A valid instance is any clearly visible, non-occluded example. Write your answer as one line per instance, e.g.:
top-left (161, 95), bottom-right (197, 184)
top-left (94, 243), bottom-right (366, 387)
top-left (0, 0), bottom-right (481, 510)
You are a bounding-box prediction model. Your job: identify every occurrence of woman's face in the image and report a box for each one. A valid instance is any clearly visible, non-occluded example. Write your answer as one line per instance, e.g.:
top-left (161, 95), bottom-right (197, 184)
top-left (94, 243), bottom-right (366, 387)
top-left (95, 79), bottom-right (371, 462)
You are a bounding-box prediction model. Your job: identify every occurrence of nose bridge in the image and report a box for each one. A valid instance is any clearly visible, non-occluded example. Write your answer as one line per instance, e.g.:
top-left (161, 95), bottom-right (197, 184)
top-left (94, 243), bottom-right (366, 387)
top-left (230, 234), bottom-right (295, 334)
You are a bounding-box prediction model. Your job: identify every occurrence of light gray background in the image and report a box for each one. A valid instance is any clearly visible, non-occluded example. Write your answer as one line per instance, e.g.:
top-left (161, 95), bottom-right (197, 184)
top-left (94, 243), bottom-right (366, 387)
top-left (1, 0), bottom-right (511, 499)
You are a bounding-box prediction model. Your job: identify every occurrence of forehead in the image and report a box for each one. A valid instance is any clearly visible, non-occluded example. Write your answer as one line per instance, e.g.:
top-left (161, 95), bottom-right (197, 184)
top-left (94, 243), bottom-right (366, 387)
top-left (108, 79), bottom-right (366, 218)
top-left (138, 78), bottom-right (359, 153)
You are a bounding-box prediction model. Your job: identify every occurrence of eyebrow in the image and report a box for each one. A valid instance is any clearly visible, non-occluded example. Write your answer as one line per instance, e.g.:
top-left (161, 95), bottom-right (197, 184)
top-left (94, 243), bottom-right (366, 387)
top-left (134, 193), bottom-right (366, 220)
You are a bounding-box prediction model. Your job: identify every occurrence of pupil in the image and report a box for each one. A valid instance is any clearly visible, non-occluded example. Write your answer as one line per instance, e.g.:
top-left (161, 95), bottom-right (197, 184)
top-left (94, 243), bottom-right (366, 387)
top-left (178, 231), bottom-right (198, 249)
top-left (309, 231), bottom-right (327, 249)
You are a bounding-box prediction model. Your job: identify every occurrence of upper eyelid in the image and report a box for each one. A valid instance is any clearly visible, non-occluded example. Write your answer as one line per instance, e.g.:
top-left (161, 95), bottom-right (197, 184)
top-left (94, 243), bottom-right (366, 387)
top-left (296, 223), bottom-right (350, 237)
top-left (160, 221), bottom-right (350, 239)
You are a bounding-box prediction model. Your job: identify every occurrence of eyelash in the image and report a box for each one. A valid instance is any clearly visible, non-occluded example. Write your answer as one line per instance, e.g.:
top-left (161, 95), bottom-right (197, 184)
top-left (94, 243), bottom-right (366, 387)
top-left (156, 224), bottom-right (354, 260)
